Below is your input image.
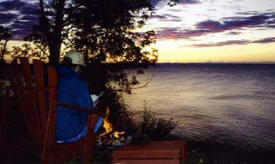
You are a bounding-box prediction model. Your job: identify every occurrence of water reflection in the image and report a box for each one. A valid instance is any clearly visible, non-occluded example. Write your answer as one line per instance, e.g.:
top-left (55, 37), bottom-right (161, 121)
top-left (124, 64), bottom-right (275, 149)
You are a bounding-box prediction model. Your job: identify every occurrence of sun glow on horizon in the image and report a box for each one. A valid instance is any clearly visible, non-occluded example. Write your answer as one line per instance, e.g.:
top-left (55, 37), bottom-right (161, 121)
top-left (2, 0), bottom-right (275, 63)
top-left (145, 0), bottom-right (275, 63)
top-left (153, 39), bottom-right (275, 63)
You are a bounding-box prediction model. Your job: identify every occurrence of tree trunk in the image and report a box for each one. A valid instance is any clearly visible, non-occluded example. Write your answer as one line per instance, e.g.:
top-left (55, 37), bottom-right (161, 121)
top-left (48, 0), bottom-right (66, 66)
top-left (49, 43), bottom-right (61, 66)
top-left (0, 39), bottom-right (8, 61)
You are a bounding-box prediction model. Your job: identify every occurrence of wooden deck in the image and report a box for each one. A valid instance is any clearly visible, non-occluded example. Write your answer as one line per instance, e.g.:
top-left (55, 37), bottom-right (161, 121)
top-left (112, 140), bottom-right (186, 164)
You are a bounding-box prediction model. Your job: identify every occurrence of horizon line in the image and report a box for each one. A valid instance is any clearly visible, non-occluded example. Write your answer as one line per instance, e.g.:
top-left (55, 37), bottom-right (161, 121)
top-left (156, 61), bottom-right (275, 64)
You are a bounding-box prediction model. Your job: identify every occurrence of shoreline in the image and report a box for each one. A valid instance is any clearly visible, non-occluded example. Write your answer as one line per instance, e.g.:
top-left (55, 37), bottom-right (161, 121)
top-left (185, 138), bottom-right (275, 164)
top-left (1, 99), bottom-right (274, 164)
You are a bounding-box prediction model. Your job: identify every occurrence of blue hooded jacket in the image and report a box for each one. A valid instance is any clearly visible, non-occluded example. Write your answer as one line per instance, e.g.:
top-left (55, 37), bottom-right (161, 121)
top-left (56, 65), bottom-right (102, 143)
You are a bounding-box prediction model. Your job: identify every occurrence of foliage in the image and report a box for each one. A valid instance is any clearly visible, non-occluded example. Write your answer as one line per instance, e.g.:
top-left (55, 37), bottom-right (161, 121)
top-left (27, 0), bottom-right (157, 66)
top-left (0, 26), bottom-right (11, 61)
top-left (27, 0), bottom-right (158, 95)
top-left (139, 109), bottom-right (178, 140)
top-left (26, 0), bottom-right (66, 65)
top-left (23, 0), bottom-right (175, 143)
top-left (64, 0), bottom-right (158, 134)
top-left (67, 0), bottom-right (157, 63)
top-left (133, 107), bottom-right (178, 141)
top-left (80, 62), bottom-right (178, 140)
top-left (9, 43), bottom-right (49, 62)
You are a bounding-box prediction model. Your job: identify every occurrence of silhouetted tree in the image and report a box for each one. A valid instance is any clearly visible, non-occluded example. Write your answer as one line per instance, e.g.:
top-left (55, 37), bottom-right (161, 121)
top-left (26, 0), bottom-right (175, 135)
top-left (27, 0), bottom-right (158, 93)
top-left (27, 0), bottom-right (67, 65)
top-left (9, 43), bottom-right (48, 61)
top-left (0, 26), bottom-right (11, 61)
top-left (66, 0), bottom-right (159, 133)
top-left (66, 0), bottom-right (158, 93)
top-left (27, 0), bottom-right (163, 66)
top-left (68, 0), bottom-right (156, 60)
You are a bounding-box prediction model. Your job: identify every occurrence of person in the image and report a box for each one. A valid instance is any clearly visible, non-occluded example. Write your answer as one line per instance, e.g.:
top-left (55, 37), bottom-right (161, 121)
top-left (56, 51), bottom-right (103, 143)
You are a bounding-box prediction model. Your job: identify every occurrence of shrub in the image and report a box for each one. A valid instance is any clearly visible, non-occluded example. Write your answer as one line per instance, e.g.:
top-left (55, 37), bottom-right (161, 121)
top-left (138, 109), bottom-right (178, 140)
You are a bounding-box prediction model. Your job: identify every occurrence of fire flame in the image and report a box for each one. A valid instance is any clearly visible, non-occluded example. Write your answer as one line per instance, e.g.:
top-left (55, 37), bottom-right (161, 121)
top-left (98, 106), bottom-right (125, 144)
top-left (101, 106), bottom-right (113, 134)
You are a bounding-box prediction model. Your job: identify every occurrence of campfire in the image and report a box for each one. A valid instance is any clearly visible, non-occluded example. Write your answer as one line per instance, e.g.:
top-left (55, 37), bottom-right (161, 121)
top-left (97, 106), bottom-right (126, 146)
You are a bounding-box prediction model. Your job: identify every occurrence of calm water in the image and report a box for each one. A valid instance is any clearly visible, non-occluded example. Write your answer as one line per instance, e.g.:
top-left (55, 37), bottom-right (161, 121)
top-left (124, 64), bottom-right (275, 150)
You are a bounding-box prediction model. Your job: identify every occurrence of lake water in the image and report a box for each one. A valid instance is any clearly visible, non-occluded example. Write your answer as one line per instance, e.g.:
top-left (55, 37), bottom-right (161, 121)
top-left (124, 64), bottom-right (275, 150)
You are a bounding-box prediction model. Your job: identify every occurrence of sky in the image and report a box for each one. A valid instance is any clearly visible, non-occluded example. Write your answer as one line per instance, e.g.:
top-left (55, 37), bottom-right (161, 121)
top-left (1, 0), bottom-right (275, 63)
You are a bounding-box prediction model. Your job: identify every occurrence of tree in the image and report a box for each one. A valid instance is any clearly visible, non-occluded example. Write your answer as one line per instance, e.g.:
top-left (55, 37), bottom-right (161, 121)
top-left (29, 0), bottom-right (159, 66)
top-left (68, 0), bottom-right (156, 60)
top-left (28, 0), bottom-right (67, 65)
top-left (27, 0), bottom-right (175, 136)
top-left (28, 0), bottom-right (158, 100)
top-left (66, 0), bottom-right (157, 92)
top-left (0, 26), bottom-right (11, 62)
top-left (9, 43), bottom-right (49, 61)
top-left (65, 0), bottom-right (158, 134)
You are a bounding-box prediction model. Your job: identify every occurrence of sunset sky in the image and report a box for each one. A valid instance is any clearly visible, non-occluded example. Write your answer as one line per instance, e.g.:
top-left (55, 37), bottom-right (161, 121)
top-left (1, 0), bottom-right (275, 63)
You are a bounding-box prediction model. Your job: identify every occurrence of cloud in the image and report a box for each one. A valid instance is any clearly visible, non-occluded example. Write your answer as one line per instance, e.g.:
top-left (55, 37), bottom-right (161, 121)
top-left (156, 27), bottom-right (185, 39)
top-left (10, 20), bottom-right (36, 29)
top-left (196, 14), bottom-right (271, 32)
top-left (0, 13), bottom-right (17, 24)
top-left (0, 0), bottom-right (39, 40)
top-left (0, 0), bottom-right (25, 10)
top-left (168, 8), bottom-right (182, 12)
top-left (149, 0), bottom-right (161, 6)
top-left (8, 19), bottom-right (36, 40)
top-left (156, 27), bottom-right (214, 39)
top-left (196, 20), bottom-right (223, 31)
top-left (20, 4), bottom-right (39, 15)
top-left (235, 11), bottom-right (259, 16)
top-left (187, 37), bottom-right (275, 47)
top-left (156, 27), bottom-right (216, 39)
top-left (190, 40), bottom-right (249, 47)
top-left (10, 29), bottom-right (30, 40)
top-left (178, 0), bottom-right (201, 5)
top-left (21, 15), bottom-right (38, 21)
top-left (150, 0), bottom-right (200, 7)
top-left (252, 37), bottom-right (275, 43)
top-left (226, 31), bottom-right (241, 35)
top-left (156, 12), bottom-right (275, 40)
top-left (151, 14), bottom-right (182, 22)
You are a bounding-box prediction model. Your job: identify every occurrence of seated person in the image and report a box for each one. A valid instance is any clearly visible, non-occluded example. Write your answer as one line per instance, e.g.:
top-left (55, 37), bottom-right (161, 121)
top-left (56, 51), bottom-right (103, 143)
